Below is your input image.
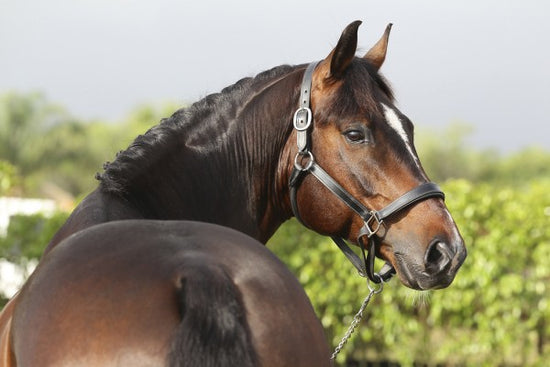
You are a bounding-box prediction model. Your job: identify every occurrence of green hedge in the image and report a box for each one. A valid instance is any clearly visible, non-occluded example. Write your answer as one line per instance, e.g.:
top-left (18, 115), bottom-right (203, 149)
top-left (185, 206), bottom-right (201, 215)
top-left (0, 211), bottom-right (69, 306)
top-left (0, 212), bottom-right (69, 263)
top-left (269, 179), bottom-right (550, 366)
top-left (0, 160), bottom-right (21, 195)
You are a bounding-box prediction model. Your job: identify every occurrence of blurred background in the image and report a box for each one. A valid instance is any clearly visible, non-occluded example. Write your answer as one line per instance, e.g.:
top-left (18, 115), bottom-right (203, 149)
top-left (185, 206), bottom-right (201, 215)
top-left (1, 0), bottom-right (549, 365)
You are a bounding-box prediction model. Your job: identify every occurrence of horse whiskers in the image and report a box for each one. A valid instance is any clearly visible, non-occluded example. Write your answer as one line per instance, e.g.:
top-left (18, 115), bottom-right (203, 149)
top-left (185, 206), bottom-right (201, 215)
top-left (405, 288), bottom-right (433, 308)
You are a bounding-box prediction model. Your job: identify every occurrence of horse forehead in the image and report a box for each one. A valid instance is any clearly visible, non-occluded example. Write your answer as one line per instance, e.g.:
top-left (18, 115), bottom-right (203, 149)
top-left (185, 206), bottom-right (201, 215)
top-left (380, 103), bottom-right (407, 139)
top-left (380, 103), bottom-right (421, 169)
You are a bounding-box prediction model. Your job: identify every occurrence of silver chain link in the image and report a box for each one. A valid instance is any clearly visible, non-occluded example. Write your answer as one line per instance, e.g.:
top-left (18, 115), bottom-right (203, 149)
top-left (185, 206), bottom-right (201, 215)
top-left (330, 279), bottom-right (384, 360)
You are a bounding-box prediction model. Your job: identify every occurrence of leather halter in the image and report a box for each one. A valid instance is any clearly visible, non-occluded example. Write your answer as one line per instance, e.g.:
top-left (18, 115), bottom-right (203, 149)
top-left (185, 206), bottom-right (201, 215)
top-left (288, 61), bottom-right (446, 283)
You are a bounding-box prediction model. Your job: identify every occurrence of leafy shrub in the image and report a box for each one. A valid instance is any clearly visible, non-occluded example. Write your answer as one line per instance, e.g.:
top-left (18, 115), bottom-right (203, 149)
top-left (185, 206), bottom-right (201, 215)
top-left (269, 179), bottom-right (550, 366)
top-left (0, 212), bottom-right (69, 307)
top-left (0, 212), bottom-right (69, 263)
top-left (0, 160), bottom-right (22, 195)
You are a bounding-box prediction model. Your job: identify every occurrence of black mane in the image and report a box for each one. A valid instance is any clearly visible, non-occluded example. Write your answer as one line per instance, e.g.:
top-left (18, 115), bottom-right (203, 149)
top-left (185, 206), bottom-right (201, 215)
top-left (97, 64), bottom-right (297, 195)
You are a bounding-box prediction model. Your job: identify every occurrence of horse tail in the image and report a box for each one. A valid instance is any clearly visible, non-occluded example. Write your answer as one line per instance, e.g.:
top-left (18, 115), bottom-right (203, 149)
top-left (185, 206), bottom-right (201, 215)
top-left (168, 262), bottom-right (259, 367)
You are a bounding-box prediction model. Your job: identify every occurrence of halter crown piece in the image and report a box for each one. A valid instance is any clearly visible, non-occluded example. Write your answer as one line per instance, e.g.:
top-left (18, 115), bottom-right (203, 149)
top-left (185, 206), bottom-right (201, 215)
top-left (289, 62), bottom-right (446, 283)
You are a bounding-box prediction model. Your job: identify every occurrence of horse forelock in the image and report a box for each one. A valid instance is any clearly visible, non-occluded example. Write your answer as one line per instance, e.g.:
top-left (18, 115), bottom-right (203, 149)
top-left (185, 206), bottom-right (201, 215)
top-left (318, 58), bottom-right (395, 123)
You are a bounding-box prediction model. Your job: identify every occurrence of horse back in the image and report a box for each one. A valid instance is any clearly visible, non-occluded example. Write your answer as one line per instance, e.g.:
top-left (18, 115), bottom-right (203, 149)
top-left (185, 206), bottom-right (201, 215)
top-left (10, 220), bottom-right (330, 367)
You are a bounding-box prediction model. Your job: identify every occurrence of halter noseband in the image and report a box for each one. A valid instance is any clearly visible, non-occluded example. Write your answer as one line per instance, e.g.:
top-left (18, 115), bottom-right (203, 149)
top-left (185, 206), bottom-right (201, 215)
top-left (289, 61), bottom-right (445, 284)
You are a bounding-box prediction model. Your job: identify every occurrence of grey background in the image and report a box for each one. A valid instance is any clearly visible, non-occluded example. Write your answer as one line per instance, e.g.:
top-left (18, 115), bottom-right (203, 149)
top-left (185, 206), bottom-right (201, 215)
top-left (1, 0), bottom-right (548, 152)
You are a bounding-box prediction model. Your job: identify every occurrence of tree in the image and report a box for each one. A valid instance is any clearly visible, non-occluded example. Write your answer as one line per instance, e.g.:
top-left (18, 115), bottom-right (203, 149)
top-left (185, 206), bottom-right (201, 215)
top-left (0, 160), bottom-right (22, 196)
top-left (416, 122), bottom-right (550, 186)
top-left (0, 92), bottom-right (69, 172)
top-left (0, 91), bottom-right (178, 198)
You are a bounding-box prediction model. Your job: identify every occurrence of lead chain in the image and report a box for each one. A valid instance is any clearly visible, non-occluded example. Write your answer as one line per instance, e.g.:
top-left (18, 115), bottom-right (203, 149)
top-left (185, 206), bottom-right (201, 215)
top-left (330, 280), bottom-right (384, 360)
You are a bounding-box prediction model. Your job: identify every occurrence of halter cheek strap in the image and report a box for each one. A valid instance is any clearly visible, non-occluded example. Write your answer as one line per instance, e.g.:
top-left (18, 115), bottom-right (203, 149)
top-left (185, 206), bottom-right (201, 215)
top-left (293, 61), bottom-right (318, 153)
top-left (289, 61), bottom-right (445, 283)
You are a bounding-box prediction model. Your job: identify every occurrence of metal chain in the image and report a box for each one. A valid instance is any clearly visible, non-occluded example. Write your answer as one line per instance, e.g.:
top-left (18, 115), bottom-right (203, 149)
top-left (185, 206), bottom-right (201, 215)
top-left (330, 279), bottom-right (384, 360)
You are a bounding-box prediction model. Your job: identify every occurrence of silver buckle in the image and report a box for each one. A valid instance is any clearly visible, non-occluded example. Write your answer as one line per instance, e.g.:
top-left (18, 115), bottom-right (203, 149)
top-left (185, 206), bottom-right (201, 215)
top-left (363, 211), bottom-right (383, 238)
top-left (293, 107), bottom-right (312, 131)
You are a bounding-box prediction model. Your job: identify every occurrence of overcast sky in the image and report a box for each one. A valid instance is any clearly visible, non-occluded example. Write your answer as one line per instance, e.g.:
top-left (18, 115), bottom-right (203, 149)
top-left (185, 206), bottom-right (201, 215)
top-left (1, 0), bottom-right (549, 152)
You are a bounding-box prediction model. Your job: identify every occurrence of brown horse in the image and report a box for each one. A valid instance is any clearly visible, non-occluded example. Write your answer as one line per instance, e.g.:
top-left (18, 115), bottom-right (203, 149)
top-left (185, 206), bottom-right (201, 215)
top-left (5, 221), bottom-right (330, 366)
top-left (0, 20), bottom-right (466, 366)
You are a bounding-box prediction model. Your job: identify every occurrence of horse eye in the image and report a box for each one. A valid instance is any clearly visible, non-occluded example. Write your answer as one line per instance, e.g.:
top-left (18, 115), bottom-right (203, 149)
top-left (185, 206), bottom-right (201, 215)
top-left (344, 129), bottom-right (367, 143)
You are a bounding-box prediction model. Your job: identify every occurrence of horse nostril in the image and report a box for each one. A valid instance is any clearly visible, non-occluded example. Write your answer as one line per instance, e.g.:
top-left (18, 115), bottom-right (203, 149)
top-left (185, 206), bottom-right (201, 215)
top-left (425, 241), bottom-right (454, 273)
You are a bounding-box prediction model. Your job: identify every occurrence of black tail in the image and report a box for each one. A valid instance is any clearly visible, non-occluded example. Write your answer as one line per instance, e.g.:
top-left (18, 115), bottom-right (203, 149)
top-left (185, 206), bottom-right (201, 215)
top-left (168, 262), bottom-right (259, 367)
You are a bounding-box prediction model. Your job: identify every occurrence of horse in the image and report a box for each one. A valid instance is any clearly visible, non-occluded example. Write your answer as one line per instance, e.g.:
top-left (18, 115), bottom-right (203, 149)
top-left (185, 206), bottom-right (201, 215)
top-left (0, 20), bottom-right (466, 366)
top-left (5, 221), bottom-right (330, 366)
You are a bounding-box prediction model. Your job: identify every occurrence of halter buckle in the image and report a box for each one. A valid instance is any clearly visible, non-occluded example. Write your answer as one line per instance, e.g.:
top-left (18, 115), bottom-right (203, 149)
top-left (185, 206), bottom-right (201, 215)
top-left (293, 107), bottom-right (312, 131)
top-left (363, 211), bottom-right (383, 238)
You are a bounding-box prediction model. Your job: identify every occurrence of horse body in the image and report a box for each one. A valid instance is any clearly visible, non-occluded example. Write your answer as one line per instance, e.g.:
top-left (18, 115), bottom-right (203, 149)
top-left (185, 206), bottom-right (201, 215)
top-left (11, 221), bottom-right (329, 367)
top-left (1, 21), bottom-right (466, 366)
top-left (2, 64), bottom-right (324, 367)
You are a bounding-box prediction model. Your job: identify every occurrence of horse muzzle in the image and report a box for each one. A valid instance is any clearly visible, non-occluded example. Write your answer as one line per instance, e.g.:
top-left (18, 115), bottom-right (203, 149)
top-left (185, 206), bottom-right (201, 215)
top-left (393, 237), bottom-right (467, 290)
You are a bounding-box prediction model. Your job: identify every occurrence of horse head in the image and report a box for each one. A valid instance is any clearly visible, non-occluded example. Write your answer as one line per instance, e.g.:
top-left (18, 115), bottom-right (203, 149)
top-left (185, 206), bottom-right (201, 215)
top-left (284, 21), bottom-right (466, 290)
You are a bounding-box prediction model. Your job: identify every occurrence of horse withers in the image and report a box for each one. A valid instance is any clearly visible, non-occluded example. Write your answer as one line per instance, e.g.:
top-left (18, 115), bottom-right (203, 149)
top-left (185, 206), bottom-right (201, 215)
top-left (0, 20), bottom-right (466, 366)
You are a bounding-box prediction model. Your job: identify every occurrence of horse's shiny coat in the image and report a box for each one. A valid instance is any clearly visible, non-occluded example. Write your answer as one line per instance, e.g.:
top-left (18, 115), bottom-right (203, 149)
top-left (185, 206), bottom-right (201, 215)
top-left (0, 20), bottom-right (465, 366)
top-left (11, 221), bottom-right (330, 367)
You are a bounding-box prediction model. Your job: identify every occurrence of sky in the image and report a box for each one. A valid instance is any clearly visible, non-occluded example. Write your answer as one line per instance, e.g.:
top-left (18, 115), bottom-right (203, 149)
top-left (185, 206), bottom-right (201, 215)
top-left (1, 0), bottom-right (549, 153)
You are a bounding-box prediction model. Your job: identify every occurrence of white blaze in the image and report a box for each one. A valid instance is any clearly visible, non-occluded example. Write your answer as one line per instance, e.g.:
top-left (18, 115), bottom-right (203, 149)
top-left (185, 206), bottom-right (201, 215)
top-left (381, 103), bottom-right (421, 169)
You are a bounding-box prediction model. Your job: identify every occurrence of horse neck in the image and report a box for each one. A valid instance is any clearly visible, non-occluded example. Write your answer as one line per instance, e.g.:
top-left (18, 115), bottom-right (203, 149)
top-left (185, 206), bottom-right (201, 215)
top-left (97, 68), bottom-right (301, 243)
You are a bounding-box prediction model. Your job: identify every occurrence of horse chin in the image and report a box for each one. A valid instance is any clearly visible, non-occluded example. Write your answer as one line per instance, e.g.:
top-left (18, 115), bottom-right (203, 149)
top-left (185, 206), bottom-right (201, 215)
top-left (396, 267), bottom-right (456, 291)
top-left (390, 254), bottom-right (459, 291)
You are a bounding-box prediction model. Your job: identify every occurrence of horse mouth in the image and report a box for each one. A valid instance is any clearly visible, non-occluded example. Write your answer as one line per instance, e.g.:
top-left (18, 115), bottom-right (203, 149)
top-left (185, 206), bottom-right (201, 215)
top-left (391, 248), bottom-right (467, 291)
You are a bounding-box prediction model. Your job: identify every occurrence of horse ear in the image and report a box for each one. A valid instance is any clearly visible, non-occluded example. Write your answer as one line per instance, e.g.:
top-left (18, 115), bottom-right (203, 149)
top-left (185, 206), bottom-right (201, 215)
top-left (364, 23), bottom-right (392, 70)
top-left (325, 20), bottom-right (362, 79)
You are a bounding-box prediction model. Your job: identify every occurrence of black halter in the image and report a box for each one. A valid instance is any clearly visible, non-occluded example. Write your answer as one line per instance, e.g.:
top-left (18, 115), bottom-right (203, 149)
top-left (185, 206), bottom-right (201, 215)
top-left (289, 61), bottom-right (445, 283)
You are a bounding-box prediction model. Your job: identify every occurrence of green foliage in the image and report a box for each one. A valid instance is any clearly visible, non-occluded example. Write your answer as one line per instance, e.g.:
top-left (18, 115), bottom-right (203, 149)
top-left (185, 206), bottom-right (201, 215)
top-left (0, 92), bottom-right (67, 170)
top-left (269, 179), bottom-right (550, 366)
top-left (416, 123), bottom-right (550, 186)
top-left (0, 212), bottom-right (69, 307)
top-left (0, 160), bottom-right (22, 195)
top-left (492, 147), bottom-right (550, 185)
top-left (0, 212), bottom-right (69, 263)
top-left (0, 91), bottom-right (178, 197)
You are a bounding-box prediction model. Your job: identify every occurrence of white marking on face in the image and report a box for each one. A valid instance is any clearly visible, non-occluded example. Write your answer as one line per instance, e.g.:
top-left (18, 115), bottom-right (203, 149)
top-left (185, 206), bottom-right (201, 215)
top-left (381, 103), bottom-right (421, 169)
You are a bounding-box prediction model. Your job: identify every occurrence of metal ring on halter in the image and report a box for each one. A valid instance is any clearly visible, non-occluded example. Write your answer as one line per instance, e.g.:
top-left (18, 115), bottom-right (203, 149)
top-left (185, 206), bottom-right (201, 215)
top-left (293, 107), bottom-right (312, 131)
top-left (294, 151), bottom-right (315, 171)
top-left (367, 276), bottom-right (384, 294)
